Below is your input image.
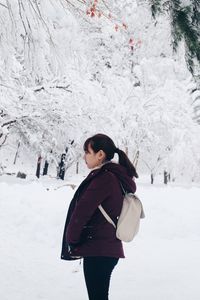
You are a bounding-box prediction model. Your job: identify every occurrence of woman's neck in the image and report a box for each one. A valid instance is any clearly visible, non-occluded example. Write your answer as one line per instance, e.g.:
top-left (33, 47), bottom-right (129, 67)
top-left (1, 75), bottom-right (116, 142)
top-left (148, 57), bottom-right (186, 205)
top-left (91, 160), bottom-right (111, 170)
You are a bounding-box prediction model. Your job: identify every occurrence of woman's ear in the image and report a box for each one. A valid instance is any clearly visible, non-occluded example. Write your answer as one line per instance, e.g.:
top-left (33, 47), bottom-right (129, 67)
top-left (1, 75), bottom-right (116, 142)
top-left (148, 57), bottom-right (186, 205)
top-left (98, 150), bottom-right (106, 161)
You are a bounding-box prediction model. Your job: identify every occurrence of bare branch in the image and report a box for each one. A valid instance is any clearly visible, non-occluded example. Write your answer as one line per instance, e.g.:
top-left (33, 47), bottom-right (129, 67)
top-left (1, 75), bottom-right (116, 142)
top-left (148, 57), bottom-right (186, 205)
top-left (0, 134), bottom-right (8, 147)
top-left (0, 2), bottom-right (8, 9)
top-left (34, 87), bottom-right (45, 93)
top-left (18, 0), bottom-right (28, 35)
top-left (54, 85), bottom-right (72, 92)
top-left (6, 0), bottom-right (17, 31)
top-left (34, 85), bottom-right (72, 93)
top-left (2, 120), bottom-right (17, 128)
top-left (28, 0), bottom-right (54, 44)
top-left (0, 109), bottom-right (7, 117)
top-left (1, 116), bottom-right (29, 128)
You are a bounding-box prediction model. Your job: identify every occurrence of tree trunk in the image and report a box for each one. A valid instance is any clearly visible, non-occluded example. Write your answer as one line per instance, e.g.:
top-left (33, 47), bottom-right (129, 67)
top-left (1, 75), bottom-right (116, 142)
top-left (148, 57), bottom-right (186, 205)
top-left (168, 173), bottom-right (171, 182)
top-left (164, 171), bottom-right (168, 184)
top-left (76, 161), bottom-right (79, 174)
top-left (133, 150), bottom-right (140, 168)
top-left (36, 155), bottom-right (42, 178)
top-left (13, 142), bottom-right (20, 164)
top-left (151, 173), bottom-right (154, 184)
top-left (43, 160), bottom-right (49, 175)
top-left (58, 153), bottom-right (66, 180)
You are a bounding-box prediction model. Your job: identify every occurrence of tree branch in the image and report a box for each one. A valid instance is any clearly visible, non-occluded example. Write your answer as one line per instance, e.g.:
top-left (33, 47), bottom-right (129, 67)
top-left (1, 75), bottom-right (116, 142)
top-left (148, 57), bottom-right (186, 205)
top-left (0, 134), bottom-right (8, 147)
top-left (54, 85), bottom-right (72, 92)
top-left (2, 119), bottom-right (17, 128)
top-left (1, 115), bottom-right (29, 128)
top-left (0, 2), bottom-right (8, 9)
top-left (34, 87), bottom-right (45, 93)
top-left (34, 85), bottom-right (72, 93)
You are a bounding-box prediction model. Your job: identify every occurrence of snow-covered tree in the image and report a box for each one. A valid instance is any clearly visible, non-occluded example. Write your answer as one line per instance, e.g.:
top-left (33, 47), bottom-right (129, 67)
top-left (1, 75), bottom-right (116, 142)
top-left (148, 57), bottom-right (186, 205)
top-left (0, 0), bottom-right (200, 182)
top-left (150, 0), bottom-right (200, 80)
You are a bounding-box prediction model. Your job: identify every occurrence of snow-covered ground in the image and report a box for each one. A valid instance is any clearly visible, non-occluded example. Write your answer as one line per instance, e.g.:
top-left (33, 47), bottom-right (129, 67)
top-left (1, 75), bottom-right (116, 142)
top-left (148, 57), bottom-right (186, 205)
top-left (0, 174), bottom-right (200, 300)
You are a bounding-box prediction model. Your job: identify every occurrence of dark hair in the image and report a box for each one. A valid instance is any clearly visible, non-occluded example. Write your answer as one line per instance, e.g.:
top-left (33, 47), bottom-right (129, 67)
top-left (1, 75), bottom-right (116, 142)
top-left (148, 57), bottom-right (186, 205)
top-left (83, 133), bottom-right (138, 178)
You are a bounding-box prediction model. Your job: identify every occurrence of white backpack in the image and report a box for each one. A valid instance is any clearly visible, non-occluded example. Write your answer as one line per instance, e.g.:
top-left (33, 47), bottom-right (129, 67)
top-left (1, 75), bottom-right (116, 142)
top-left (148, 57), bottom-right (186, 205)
top-left (98, 191), bottom-right (145, 242)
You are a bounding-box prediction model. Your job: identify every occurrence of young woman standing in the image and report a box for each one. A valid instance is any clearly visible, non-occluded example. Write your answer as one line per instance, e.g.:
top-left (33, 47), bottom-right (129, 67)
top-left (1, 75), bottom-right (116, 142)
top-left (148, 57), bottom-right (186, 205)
top-left (61, 134), bottom-right (138, 300)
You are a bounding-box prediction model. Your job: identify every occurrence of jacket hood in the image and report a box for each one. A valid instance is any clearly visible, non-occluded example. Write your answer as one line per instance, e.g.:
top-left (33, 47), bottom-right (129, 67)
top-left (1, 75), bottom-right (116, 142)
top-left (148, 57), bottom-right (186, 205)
top-left (101, 162), bottom-right (136, 193)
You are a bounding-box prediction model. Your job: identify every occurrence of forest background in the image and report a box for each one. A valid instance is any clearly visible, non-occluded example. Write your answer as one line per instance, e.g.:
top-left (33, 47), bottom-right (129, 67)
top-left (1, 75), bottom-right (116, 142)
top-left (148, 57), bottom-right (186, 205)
top-left (0, 0), bottom-right (200, 183)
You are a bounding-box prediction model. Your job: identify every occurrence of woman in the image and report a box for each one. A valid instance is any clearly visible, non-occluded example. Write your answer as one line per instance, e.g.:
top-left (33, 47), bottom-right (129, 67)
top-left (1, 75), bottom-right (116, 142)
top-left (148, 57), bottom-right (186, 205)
top-left (61, 133), bottom-right (138, 300)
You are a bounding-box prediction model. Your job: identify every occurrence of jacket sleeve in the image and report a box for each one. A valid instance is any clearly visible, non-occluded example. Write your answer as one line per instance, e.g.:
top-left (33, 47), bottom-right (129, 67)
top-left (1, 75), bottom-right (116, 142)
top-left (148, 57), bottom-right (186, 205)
top-left (66, 172), bottom-right (111, 244)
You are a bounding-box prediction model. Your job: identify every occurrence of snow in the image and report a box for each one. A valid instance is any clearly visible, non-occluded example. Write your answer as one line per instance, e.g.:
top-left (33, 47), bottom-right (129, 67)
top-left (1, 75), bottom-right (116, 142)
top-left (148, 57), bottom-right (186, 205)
top-left (1, 1), bottom-right (200, 182)
top-left (1, 174), bottom-right (200, 300)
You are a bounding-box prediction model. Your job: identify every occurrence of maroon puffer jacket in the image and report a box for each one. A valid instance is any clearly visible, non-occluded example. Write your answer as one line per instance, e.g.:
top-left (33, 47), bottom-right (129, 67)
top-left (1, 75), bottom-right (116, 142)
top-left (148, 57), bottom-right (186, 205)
top-left (61, 162), bottom-right (136, 260)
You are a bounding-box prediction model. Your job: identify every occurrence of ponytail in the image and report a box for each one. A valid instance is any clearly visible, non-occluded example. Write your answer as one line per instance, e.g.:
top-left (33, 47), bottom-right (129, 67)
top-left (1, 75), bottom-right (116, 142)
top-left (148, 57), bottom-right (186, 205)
top-left (115, 148), bottom-right (139, 178)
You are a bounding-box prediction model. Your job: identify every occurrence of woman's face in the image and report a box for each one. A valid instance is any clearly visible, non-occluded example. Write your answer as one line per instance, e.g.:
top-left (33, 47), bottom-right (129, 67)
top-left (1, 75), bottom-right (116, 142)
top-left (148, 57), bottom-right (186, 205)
top-left (84, 144), bottom-right (106, 169)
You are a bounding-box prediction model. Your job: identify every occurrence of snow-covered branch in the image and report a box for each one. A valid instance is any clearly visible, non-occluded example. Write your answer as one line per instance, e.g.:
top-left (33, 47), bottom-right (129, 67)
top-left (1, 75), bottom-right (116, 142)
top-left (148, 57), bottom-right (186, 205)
top-left (34, 85), bottom-right (72, 93)
top-left (0, 2), bottom-right (8, 9)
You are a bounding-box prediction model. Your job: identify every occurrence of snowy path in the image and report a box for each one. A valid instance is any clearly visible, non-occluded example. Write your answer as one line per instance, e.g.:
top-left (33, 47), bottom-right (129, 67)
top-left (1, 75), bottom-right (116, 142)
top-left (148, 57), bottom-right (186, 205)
top-left (0, 175), bottom-right (200, 300)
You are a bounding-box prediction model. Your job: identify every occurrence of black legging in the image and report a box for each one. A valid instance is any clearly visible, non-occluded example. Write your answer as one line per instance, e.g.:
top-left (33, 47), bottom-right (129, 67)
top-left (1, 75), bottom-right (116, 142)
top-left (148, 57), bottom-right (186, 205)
top-left (83, 256), bottom-right (119, 300)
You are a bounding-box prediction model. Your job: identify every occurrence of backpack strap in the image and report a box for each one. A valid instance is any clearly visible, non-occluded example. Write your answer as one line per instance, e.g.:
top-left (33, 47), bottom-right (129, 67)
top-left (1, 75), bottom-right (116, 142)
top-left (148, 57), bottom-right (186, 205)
top-left (98, 205), bottom-right (116, 228)
top-left (98, 180), bottom-right (126, 228)
top-left (119, 182), bottom-right (126, 195)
